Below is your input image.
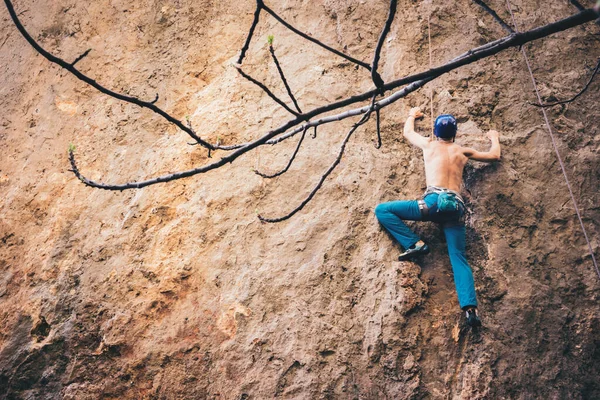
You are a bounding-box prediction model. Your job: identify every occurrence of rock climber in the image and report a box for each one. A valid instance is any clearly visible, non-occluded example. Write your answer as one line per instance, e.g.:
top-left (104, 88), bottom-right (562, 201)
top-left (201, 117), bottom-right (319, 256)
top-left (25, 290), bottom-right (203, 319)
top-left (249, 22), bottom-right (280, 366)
top-left (374, 107), bottom-right (501, 327)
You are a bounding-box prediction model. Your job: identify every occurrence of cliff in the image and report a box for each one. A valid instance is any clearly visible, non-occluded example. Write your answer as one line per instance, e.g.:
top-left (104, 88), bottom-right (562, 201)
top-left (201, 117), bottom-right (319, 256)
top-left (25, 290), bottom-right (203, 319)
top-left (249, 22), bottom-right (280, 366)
top-left (0, 0), bottom-right (599, 398)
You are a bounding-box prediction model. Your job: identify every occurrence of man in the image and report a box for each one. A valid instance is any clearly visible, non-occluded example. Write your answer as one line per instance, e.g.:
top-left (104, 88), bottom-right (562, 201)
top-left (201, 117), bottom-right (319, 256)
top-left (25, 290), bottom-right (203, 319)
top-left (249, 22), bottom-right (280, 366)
top-left (375, 107), bottom-right (501, 327)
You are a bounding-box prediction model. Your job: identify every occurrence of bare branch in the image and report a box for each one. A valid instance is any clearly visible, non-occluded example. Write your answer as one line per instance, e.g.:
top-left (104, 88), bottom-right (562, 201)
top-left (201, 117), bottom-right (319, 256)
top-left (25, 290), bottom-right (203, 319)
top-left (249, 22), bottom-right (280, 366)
top-left (3, 0), bottom-right (214, 149)
top-left (375, 109), bottom-right (382, 149)
top-left (70, 48), bottom-right (91, 66)
top-left (213, 9), bottom-right (597, 152)
top-left (258, 111), bottom-right (373, 223)
top-left (531, 56), bottom-right (600, 107)
top-left (254, 125), bottom-right (308, 178)
top-left (261, 3), bottom-right (371, 70)
top-left (472, 0), bottom-right (514, 33)
top-left (237, 0), bottom-right (262, 64)
top-left (235, 66), bottom-right (302, 117)
top-left (371, 0), bottom-right (397, 90)
top-left (569, 0), bottom-right (586, 12)
top-left (66, 76), bottom-right (433, 191)
top-left (269, 44), bottom-right (302, 113)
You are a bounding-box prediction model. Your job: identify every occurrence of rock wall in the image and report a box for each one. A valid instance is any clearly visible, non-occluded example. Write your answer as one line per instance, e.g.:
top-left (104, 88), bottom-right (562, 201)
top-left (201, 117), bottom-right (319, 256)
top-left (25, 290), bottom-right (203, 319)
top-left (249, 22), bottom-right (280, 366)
top-left (1, 0), bottom-right (599, 398)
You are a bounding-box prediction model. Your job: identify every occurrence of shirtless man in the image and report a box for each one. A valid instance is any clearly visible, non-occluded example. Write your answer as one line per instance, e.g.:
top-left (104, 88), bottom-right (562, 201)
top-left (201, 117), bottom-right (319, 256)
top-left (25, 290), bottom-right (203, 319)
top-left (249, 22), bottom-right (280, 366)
top-left (375, 107), bottom-right (501, 327)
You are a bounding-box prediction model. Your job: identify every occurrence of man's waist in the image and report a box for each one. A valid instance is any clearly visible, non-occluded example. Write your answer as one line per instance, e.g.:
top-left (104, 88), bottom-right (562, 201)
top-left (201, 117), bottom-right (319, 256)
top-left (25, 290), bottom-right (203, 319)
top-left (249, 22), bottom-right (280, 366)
top-left (424, 186), bottom-right (465, 203)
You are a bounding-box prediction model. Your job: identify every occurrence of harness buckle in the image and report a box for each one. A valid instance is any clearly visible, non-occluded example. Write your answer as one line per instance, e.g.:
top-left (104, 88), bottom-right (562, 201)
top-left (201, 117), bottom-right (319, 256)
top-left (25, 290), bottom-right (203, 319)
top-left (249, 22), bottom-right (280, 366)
top-left (418, 199), bottom-right (429, 219)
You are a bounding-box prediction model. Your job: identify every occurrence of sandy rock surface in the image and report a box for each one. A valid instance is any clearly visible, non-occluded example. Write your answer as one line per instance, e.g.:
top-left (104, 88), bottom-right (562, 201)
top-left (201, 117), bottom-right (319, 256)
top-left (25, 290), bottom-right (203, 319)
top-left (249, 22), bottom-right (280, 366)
top-left (1, 0), bottom-right (599, 398)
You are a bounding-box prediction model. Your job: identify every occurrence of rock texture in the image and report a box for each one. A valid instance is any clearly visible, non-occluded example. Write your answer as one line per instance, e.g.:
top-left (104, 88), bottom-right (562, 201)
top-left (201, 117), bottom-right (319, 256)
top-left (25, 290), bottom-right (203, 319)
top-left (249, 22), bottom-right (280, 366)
top-left (1, 0), bottom-right (599, 398)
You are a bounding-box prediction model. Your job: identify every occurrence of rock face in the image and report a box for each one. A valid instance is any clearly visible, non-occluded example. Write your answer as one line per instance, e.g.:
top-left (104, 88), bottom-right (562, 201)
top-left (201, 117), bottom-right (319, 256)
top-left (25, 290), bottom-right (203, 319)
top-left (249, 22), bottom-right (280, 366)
top-left (1, 0), bottom-right (599, 398)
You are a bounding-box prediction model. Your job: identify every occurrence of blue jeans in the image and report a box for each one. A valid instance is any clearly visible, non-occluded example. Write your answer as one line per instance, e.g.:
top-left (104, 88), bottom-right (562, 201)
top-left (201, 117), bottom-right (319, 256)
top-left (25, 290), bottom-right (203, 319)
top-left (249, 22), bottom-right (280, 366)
top-left (375, 193), bottom-right (477, 309)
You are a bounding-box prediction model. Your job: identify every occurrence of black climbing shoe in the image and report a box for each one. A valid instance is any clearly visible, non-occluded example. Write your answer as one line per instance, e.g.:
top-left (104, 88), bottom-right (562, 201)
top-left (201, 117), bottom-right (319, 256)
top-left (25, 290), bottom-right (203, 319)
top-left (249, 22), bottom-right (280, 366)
top-left (398, 242), bottom-right (430, 261)
top-left (465, 308), bottom-right (482, 328)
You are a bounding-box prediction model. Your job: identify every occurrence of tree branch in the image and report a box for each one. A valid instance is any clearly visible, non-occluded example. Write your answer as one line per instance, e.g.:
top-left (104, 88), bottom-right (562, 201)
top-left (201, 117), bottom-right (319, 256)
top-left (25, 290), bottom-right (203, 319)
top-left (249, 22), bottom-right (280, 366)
top-left (3, 0), bottom-right (213, 149)
top-left (375, 108), bottom-right (382, 149)
top-left (569, 0), bottom-right (586, 12)
top-left (213, 9), bottom-right (597, 152)
top-left (371, 0), bottom-right (397, 90)
top-left (258, 109), bottom-right (373, 223)
top-left (67, 76), bottom-right (434, 191)
top-left (237, 0), bottom-right (263, 64)
top-left (261, 3), bottom-right (371, 70)
top-left (531, 56), bottom-right (600, 107)
top-left (70, 48), bottom-right (91, 66)
top-left (254, 125), bottom-right (308, 178)
top-left (269, 44), bottom-right (302, 113)
top-left (235, 66), bottom-right (302, 117)
top-left (472, 0), bottom-right (514, 33)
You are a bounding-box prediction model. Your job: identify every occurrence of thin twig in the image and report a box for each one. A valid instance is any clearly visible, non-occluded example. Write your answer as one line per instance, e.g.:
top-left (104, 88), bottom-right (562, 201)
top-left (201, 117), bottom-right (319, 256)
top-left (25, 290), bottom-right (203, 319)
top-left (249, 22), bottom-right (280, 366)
top-left (569, 0), bottom-right (585, 12)
top-left (254, 124), bottom-right (308, 178)
top-left (375, 108), bottom-right (382, 149)
top-left (371, 0), bottom-right (397, 90)
top-left (269, 45), bottom-right (302, 113)
top-left (530, 57), bottom-right (600, 107)
top-left (261, 3), bottom-right (371, 70)
top-left (235, 66), bottom-right (302, 117)
top-left (70, 48), bottom-right (91, 66)
top-left (3, 0), bottom-right (213, 149)
top-left (237, 0), bottom-right (263, 64)
top-left (473, 0), bottom-right (514, 33)
top-left (258, 110), bottom-right (373, 223)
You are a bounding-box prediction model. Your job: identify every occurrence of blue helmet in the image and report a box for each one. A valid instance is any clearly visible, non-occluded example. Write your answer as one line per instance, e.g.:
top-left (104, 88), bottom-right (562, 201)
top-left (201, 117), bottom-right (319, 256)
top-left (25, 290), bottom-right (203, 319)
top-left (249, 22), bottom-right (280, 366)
top-left (434, 114), bottom-right (457, 139)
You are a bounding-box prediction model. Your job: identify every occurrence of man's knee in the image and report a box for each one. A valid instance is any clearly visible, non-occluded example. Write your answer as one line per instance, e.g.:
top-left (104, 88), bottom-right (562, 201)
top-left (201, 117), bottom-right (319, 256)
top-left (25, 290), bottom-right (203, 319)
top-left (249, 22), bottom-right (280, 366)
top-left (374, 203), bottom-right (389, 220)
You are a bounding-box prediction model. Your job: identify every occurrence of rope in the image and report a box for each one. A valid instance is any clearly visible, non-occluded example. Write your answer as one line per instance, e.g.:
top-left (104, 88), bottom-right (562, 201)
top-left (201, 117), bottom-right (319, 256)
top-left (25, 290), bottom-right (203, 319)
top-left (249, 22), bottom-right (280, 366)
top-left (505, 0), bottom-right (600, 279)
top-left (427, 7), bottom-right (435, 137)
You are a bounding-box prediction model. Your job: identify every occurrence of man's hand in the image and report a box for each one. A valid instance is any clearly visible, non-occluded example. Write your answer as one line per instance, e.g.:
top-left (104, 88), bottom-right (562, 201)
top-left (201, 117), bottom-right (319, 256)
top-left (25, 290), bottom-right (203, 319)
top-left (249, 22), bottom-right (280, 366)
top-left (464, 129), bottom-right (501, 162)
top-left (404, 107), bottom-right (429, 149)
top-left (409, 107), bottom-right (424, 119)
top-left (487, 130), bottom-right (499, 140)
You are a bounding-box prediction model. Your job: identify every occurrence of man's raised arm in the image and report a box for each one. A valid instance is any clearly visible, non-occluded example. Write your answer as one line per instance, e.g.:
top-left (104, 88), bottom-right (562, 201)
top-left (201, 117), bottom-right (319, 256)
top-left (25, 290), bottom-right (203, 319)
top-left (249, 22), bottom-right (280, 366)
top-left (463, 130), bottom-right (501, 162)
top-left (403, 107), bottom-right (430, 149)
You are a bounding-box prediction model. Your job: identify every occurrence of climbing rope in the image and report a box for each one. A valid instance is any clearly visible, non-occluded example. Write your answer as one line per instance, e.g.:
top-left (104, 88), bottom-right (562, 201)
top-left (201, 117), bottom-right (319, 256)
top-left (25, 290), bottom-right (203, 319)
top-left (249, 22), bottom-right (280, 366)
top-left (427, 6), bottom-right (435, 137)
top-left (505, 0), bottom-right (600, 279)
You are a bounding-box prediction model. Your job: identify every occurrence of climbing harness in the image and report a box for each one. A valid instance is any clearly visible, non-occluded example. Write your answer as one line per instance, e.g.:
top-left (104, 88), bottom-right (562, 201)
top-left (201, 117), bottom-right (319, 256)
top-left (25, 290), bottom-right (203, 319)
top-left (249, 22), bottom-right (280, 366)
top-left (505, 0), bottom-right (600, 279)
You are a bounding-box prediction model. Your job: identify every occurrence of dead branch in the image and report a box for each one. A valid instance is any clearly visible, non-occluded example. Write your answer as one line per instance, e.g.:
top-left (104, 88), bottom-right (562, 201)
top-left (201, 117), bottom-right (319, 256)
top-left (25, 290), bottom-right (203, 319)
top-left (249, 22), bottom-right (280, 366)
top-left (3, 0), bottom-right (213, 150)
top-left (530, 56), bottom-right (600, 107)
top-left (260, 2), bottom-right (371, 70)
top-left (70, 48), bottom-right (91, 66)
top-left (258, 109), bottom-right (374, 223)
top-left (375, 109), bottom-right (382, 149)
top-left (569, 0), bottom-right (586, 12)
top-left (237, 0), bottom-right (263, 64)
top-left (63, 8), bottom-right (596, 192)
top-left (269, 44), bottom-right (302, 113)
top-left (371, 0), bottom-right (397, 90)
top-left (254, 125), bottom-right (308, 178)
top-left (235, 66), bottom-right (302, 117)
top-left (472, 0), bottom-right (514, 33)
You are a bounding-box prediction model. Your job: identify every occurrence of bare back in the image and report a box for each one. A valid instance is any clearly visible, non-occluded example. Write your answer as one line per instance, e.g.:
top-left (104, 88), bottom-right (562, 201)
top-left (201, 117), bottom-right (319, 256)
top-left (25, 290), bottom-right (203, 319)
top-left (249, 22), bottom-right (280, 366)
top-left (422, 141), bottom-right (469, 192)
top-left (403, 108), bottom-right (501, 191)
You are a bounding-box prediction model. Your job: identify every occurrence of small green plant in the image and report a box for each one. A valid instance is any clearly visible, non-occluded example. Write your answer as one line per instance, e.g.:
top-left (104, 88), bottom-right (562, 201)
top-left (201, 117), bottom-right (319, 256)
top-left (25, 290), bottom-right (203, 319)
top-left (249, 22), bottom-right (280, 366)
top-left (68, 143), bottom-right (76, 153)
top-left (267, 34), bottom-right (274, 46)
